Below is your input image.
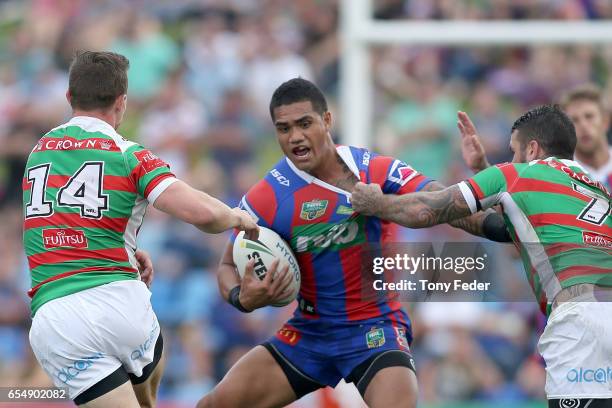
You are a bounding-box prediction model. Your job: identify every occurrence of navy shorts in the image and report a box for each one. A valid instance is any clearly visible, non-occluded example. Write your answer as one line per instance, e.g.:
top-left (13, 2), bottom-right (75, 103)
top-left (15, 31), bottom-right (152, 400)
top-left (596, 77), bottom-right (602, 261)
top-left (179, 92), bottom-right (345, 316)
top-left (266, 310), bottom-right (414, 388)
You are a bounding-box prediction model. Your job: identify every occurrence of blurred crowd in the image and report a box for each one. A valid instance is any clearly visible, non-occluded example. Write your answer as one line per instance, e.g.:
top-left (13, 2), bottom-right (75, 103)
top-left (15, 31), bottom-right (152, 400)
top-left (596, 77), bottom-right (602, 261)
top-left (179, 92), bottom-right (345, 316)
top-left (1, 0), bottom-right (611, 406)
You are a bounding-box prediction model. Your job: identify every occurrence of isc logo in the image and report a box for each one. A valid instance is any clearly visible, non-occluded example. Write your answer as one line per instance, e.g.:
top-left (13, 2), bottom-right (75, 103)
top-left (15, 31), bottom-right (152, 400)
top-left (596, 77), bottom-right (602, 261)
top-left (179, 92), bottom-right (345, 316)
top-left (247, 251), bottom-right (267, 280)
top-left (271, 169), bottom-right (290, 186)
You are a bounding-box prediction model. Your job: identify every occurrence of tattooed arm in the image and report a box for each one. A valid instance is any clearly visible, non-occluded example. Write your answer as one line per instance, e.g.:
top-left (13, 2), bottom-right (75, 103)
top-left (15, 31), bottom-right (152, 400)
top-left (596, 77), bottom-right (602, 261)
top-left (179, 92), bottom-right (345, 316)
top-left (351, 182), bottom-right (472, 228)
top-left (420, 181), bottom-right (493, 237)
top-left (351, 181), bottom-right (511, 242)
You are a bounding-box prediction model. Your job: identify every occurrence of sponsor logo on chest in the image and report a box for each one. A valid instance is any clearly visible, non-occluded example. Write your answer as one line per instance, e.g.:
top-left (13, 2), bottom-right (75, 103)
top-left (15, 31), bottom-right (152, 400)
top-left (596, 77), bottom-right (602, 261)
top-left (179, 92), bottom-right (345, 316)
top-left (42, 228), bottom-right (88, 249)
top-left (293, 220), bottom-right (362, 253)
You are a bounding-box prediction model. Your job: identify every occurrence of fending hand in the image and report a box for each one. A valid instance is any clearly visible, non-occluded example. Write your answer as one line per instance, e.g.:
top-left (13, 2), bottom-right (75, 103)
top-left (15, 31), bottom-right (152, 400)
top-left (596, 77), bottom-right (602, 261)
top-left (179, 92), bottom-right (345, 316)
top-left (351, 182), bottom-right (384, 216)
top-left (458, 111), bottom-right (490, 173)
top-left (233, 208), bottom-right (259, 241)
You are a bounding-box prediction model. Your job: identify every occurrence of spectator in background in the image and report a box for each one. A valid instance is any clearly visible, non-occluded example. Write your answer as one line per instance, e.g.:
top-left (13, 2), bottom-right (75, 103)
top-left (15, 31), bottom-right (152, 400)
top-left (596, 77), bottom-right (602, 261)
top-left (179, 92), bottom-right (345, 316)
top-left (112, 11), bottom-right (180, 101)
top-left (205, 88), bottom-right (263, 194)
top-left (383, 63), bottom-right (458, 181)
top-left (468, 82), bottom-right (513, 165)
top-left (183, 13), bottom-right (244, 115)
top-left (138, 70), bottom-right (208, 177)
top-left (244, 27), bottom-right (314, 119)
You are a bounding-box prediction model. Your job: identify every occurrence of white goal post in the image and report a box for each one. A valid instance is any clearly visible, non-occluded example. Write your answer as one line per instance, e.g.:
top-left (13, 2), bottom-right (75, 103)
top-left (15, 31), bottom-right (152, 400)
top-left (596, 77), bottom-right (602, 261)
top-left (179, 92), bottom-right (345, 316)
top-left (340, 0), bottom-right (612, 148)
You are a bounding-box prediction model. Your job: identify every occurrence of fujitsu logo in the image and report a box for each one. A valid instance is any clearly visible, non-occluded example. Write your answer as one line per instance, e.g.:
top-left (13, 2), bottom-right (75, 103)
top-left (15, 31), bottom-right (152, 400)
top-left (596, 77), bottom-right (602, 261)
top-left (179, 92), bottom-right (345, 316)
top-left (583, 231), bottom-right (612, 249)
top-left (134, 149), bottom-right (166, 173)
top-left (42, 228), bottom-right (88, 249)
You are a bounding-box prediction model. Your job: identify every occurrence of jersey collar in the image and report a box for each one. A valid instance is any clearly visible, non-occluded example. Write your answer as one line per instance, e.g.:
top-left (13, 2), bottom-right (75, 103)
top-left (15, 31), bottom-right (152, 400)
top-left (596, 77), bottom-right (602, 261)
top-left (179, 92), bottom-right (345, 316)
top-left (67, 116), bottom-right (118, 136)
top-left (543, 156), bottom-right (588, 172)
top-left (285, 145), bottom-right (359, 199)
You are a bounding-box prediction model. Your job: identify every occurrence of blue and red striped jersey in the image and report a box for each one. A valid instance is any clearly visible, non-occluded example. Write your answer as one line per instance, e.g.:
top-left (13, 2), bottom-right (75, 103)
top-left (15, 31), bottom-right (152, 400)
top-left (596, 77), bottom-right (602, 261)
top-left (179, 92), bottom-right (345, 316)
top-left (238, 145), bottom-right (432, 323)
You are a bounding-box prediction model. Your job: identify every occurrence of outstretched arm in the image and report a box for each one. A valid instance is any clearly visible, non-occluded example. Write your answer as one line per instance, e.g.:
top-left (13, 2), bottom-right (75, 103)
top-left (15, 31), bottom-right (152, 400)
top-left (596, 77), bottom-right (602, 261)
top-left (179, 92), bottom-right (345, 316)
top-left (351, 181), bottom-right (511, 242)
top-left (154, 180), bottom-right (259, 236)
top-left (420, 181), bottom-right (491, 237)
top-left (351, 182), bottom-right (471, 228)
top-left (419, 181), bottom-right (510, 241)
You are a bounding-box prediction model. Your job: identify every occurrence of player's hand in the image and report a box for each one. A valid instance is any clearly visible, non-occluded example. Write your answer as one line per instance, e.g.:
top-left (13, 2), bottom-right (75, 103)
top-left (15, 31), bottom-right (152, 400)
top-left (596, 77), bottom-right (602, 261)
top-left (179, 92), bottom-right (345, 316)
top-left (135, 249), bottom-right (154, 288)
top-left (233, 208), bottom-right (259, 241)
top-left (351, 182), bottom-right (384, 216)
top-left (238, 258), bottom-right (294, 311)
top-left (458, 111), bottom-right (490, 173)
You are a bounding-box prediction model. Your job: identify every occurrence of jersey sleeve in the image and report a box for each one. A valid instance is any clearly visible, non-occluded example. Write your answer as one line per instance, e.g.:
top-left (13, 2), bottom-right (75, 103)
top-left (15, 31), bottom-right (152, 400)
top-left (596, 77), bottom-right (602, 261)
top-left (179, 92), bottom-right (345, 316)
top-left (369, 155), bottom-right (433, 195)
top-left (124, 144), bottom-right (177, 204)
top-left (459, 163), bottom-right (519, 214)
top-left (230, 179), bottom-right (278, 243)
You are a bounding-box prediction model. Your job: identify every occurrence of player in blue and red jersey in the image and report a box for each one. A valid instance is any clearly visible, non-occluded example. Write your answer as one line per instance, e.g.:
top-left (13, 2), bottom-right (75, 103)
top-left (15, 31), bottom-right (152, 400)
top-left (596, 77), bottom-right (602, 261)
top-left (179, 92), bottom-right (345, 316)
top-left (197, 78), bottom-right (509, 408)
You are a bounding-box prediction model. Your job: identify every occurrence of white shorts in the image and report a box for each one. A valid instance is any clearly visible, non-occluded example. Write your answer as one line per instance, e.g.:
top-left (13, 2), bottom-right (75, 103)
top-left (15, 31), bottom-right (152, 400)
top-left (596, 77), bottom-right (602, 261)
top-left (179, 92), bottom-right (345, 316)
top-left (538, 301), bottom-right (612, 399)
top-left (29, 280), bottom-right (161, 401)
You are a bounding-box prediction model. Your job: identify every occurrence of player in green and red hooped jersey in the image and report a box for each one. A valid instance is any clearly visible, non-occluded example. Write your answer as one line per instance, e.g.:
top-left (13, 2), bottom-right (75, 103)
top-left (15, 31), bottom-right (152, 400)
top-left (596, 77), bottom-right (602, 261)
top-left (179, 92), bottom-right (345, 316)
top-left (24, 51), bottom-right (259, 408)
top-left (351, 105), bottom-right (611, 406)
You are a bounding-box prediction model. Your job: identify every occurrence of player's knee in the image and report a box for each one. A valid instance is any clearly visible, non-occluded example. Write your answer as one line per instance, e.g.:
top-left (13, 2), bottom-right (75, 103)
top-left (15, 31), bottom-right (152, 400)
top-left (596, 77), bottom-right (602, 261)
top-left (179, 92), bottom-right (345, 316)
top-left (197, 386), bottom-right (234, 408)
top-left (365, 388), bottom-right (416, 408)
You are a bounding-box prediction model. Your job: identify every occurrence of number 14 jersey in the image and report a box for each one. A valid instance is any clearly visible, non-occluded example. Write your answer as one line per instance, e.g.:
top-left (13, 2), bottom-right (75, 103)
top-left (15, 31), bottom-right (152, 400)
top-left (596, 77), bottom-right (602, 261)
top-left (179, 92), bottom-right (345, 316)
top-left (23, 116), bottom-right (176, 316)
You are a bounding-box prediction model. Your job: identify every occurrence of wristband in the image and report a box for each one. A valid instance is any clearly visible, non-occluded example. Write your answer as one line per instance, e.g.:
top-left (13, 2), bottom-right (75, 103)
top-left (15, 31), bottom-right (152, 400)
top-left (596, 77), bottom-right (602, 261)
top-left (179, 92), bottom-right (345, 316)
top-left (482, 212), bottom-right (512, 243)
top-left (228, 285), bottom-right (251, 313)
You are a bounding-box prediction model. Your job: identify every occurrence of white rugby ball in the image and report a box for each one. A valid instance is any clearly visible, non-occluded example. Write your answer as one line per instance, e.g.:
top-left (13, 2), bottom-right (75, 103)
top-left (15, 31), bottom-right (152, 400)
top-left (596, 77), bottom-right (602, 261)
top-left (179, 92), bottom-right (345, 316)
top-left (233, 226), bottom-right (301, 306)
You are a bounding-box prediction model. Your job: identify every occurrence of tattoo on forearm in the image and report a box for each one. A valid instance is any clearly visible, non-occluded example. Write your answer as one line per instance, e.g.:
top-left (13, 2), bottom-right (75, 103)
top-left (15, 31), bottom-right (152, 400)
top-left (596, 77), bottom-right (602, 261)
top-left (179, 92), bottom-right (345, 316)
top-left (416, 181), bottom-right (485, 235)
top-left (382, 184), bottom-right (472, 228)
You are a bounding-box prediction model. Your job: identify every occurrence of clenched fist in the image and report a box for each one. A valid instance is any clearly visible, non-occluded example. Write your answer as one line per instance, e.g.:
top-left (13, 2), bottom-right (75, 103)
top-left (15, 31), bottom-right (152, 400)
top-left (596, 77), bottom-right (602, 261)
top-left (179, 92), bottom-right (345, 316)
top-left (351, 182), bottom-right (384, 216)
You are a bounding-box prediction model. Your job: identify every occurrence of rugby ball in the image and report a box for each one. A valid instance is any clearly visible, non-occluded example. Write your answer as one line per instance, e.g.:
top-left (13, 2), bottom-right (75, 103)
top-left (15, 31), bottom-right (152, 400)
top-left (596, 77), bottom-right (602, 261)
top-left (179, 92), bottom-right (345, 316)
top-left (232, 226), bottom-right (301, 306)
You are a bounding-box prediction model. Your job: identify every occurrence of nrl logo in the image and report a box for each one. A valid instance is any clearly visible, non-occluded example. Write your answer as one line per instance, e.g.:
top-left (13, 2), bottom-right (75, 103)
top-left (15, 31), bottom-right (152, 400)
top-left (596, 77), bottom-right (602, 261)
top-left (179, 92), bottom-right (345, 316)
top-left (366, 327), bottom-right (385, 349)
top-left (300, 199), bottom-right (328, 221)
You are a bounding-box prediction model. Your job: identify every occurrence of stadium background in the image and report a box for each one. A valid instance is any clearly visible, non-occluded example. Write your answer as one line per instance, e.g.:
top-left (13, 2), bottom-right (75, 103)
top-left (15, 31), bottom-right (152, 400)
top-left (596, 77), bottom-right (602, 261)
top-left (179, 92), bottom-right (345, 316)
top-left (1, 0), bottom-right (612, 407)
